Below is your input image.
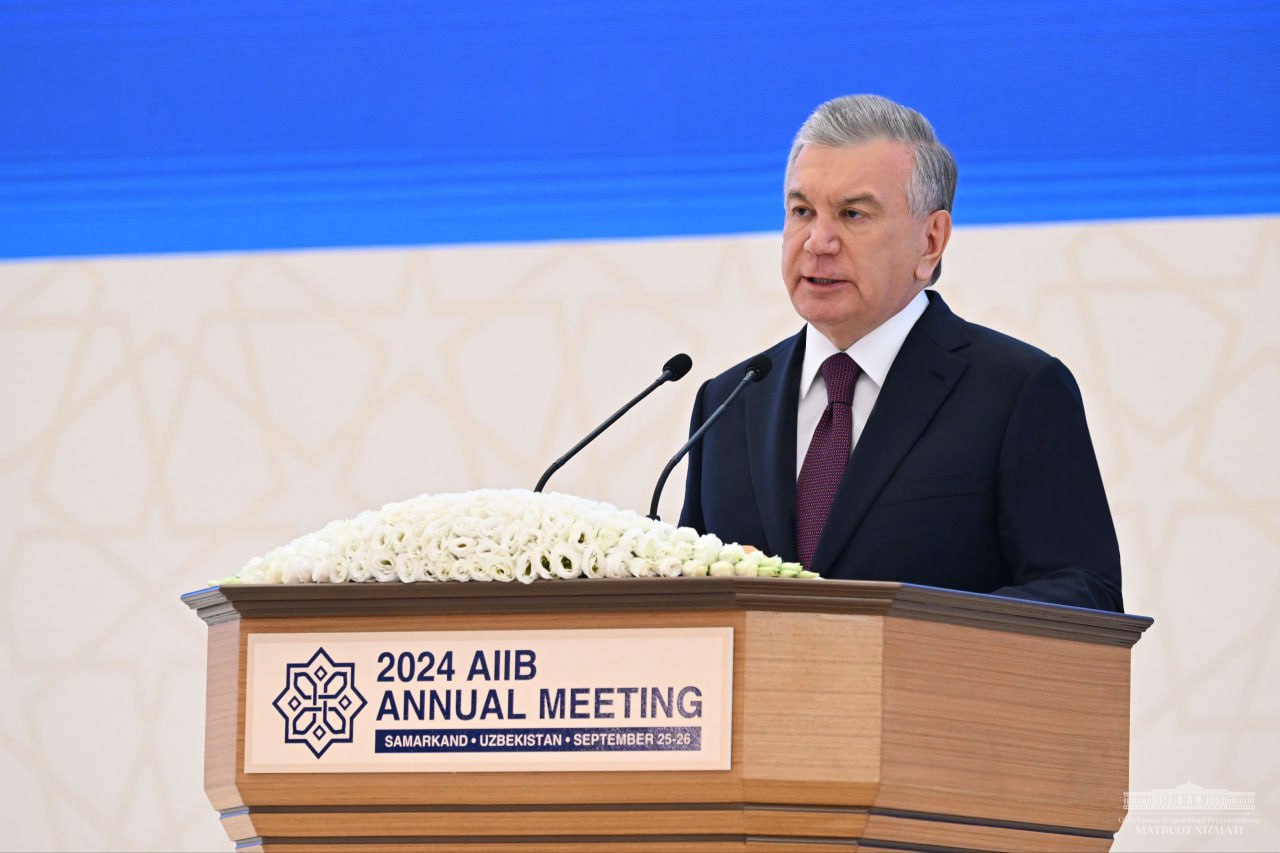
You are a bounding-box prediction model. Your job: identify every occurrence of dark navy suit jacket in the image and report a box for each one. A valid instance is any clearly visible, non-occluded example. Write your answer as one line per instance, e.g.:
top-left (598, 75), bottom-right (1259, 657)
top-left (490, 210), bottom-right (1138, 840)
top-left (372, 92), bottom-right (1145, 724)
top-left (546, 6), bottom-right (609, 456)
top-left (679, 291), bottom-right (1124, 612)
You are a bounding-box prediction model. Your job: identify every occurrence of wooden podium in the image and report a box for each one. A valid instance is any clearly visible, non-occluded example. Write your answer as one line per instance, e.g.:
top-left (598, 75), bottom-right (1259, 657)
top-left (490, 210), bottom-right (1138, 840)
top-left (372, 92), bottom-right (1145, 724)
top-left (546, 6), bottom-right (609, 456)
top-left (183, 578), bottom-right (1151, 851)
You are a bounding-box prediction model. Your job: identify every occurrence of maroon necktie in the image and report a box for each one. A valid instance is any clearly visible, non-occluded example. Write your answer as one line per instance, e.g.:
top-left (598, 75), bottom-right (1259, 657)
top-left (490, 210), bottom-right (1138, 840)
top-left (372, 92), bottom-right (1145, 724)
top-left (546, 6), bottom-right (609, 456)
top-left (795, 353), bottom-right (859, 569)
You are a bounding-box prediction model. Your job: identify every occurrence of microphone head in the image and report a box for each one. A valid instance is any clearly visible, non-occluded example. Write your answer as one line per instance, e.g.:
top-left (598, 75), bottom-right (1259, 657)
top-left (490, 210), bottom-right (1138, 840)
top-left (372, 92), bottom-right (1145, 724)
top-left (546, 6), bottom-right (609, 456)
top-left (662, 352), bottom-right (693, 381)
top-left (745, 355), bottom-right (772, 382)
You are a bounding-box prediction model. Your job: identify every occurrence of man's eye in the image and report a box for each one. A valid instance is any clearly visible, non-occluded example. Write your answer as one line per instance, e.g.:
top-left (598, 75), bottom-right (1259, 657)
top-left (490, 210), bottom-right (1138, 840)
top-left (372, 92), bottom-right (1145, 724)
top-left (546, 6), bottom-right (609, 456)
top-left (842, 209), bottom-right (864, 219)
top-left (790, 206), bottom-right (811, 217)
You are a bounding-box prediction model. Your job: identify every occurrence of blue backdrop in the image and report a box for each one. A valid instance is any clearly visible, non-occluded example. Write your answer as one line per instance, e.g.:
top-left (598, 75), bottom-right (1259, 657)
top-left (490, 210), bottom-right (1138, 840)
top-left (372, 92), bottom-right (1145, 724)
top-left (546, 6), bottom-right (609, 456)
top-left (2, 1), bottom-right (1277, 258)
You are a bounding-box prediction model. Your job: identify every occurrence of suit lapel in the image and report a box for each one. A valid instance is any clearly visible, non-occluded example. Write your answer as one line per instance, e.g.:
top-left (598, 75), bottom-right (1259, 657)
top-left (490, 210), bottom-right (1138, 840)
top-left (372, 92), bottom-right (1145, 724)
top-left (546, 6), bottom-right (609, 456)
top-left (811, 292), bottom-right (970, 573)
top-left (745, 331), bottom-right (806, 561)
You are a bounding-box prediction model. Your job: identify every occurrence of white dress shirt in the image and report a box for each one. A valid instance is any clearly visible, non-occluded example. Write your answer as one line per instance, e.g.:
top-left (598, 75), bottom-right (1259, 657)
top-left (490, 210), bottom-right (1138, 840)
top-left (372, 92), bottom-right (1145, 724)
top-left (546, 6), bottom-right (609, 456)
top-left (795, 290), bottom-right (930, 479)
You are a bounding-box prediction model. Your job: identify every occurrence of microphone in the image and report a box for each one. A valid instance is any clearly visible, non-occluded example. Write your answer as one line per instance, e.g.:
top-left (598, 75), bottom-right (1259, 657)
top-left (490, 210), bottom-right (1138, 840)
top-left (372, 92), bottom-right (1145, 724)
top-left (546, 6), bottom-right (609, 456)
top-left (647, 355), bottom-right (772, 520)
top-left (534, 353), bottom-right (694, 493)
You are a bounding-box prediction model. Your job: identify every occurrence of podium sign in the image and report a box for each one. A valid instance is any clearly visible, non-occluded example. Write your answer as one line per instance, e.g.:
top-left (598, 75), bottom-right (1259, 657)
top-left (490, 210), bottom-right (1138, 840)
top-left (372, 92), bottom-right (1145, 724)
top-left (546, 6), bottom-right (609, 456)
top-left (244, 627), bottom-right (734, 773)
top-left (184, 578), bottom-right (1151, 851)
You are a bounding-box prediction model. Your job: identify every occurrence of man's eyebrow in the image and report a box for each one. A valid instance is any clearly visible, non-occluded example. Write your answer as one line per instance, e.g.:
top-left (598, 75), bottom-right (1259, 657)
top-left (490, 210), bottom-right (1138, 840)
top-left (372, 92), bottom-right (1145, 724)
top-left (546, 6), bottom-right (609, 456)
top-left (839, 193), bottom-right (882, 209)
top-left (785, 190), bottom-right (884, 210)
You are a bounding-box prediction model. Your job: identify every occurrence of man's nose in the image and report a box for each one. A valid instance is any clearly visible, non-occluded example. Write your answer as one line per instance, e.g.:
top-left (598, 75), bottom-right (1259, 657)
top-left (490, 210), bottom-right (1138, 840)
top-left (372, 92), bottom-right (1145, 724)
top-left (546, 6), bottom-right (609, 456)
top-left (804, 217), bottom-right (839, 254)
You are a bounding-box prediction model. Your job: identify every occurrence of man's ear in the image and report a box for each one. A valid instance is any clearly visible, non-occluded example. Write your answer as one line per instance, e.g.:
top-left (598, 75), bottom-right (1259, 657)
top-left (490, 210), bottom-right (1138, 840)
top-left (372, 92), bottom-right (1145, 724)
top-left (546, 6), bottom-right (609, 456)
top-left (916, 209), bottom-right (952, 283)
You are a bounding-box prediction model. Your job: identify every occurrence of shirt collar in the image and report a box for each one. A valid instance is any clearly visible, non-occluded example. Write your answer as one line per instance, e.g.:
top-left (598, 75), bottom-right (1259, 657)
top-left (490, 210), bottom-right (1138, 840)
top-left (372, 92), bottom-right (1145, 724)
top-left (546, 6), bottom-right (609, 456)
top-left (799, 289), bottom-right (929, 398)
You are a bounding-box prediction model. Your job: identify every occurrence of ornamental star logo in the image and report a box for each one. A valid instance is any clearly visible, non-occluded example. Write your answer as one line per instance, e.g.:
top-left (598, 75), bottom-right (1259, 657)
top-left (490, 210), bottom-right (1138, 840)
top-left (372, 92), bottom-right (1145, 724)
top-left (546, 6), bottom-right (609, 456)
top-left (272, 647), bottom-right (367, 758)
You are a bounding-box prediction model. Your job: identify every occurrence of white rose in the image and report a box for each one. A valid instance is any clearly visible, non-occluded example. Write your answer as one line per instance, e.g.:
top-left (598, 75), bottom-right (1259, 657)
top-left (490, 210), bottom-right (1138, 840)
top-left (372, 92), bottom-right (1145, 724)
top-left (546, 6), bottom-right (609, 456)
top-left (447, 558), bottom-right (473, 582)
top-left (503, 528), bottom-right (538, 559)
top-left (523, 546), bottom-right (552, 580)
top-left (420, 537), bottom-right (446, 567)
top-left (681, 560), bottom-right (710, 577)
top-left (655, 556), bottom-right (684, 578)
top-left (423, 517), bottom-right (453, 544)
top-left (692, 534), bottom-right (723, 565)
top-left (465, 558), bottom-right (492, 582)
top-left (595, 523), bottom-right (624, 552)
top-left (347, 542), bottom-right (373, 582)
top-left (450, 515), bottom-right (482, 538)
top-left (476, 512), bottom-right (506, 538)
top-left (581, 545), bottom-right (606, 579)
top-left (619, 527), bottom-right (660, 560)
top-left (550, 543), bottom-right (583, 580)
top-left (481, 554), bottom-right (515, 583)
top-left (352, 509), bottom-right (380, 531)
top-left (280, 555), bottom-right (309, 584)
top-left (536, 520), bottom-right (571, 553)
top-left (395, 552), bottom-right (420, 583)
top-left (617, 527), bottom-right (643, 556)
top-left (383, 521), bottom-right (410, 552)
top-left (638, 532), bottom-right (665, 560)
top-left (421, 552), bottom-right (451, 582)
top-left (317, 550), bottom-right (353, 584)
top-left (603, 548), bottom-right (631, 579)
top-left (239, 556), bottom-right (269, 583)
top-left (310, 557), bottom-right (335, 583)
top-left (371, 548), bottom-right (399, 583)
top-left (230, 486), bottom-right (805, 587)
top-left (669, 539), bottom-right (695, 561)
top-left (468, 541), bottom-right (505, 581)
top-left (671, 526), bottom-right (700, 545)
top-left (446, 536), bottom-right (477, 559)
top-left (264, 560), bottom-right (285, 584)
top-left (708, 561), bottom-right (734, 577)
top-left (566, 520), bottom-right (592, 548)
top-left (514, 552), bottom-right (537, 584)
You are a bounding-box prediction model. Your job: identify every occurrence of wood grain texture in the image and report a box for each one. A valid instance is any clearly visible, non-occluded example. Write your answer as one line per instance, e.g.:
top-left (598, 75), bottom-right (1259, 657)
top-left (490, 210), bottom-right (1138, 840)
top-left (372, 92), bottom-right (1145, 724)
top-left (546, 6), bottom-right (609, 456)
top-left (220, 799), bottom-right (875, 835)
top-left (183, 579), bottom-right (1152, 647)
top-left (742, 805), bottom-right (868, 837)
top-left (222, 807), bottom-right (747, 838)
top-left (877, 615), bottom-right (1132, 832)
top-left (204, 620), bottom-right (241, 811)
top-left (863, 810), bottom-right (1113, 852)
top-left (222, 804), bottom-right (873, 843)
top-left (741, 611), bottom-right (881, 804)
top-left (191, 579), bottom-right (1146, 850)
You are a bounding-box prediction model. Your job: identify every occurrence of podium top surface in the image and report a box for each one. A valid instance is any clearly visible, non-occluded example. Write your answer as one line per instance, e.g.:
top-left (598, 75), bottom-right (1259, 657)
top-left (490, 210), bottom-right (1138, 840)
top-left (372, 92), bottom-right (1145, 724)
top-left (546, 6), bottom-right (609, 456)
top-left (182, 578), bottom-right (1151, 648)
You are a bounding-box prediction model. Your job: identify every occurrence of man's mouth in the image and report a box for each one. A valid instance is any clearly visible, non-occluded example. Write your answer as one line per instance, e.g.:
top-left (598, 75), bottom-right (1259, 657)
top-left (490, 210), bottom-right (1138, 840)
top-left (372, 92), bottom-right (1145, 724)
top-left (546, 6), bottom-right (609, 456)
top-left (804, 276), bottom-right (845, 285)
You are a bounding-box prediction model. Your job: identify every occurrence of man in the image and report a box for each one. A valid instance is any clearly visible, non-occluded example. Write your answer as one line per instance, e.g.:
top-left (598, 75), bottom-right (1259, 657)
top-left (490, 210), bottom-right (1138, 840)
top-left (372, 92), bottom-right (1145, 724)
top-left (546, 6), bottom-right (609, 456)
top-left (679, 94), bottom-right (1123, 612)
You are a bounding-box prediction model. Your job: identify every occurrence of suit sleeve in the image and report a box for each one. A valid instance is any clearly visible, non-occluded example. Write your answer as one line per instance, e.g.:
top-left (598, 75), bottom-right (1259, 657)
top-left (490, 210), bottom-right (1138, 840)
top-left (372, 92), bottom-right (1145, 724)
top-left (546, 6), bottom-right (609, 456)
top-left (992, 358), bottom-right (1124, 611)
top-left (677, 379), bottom-right (711, 533)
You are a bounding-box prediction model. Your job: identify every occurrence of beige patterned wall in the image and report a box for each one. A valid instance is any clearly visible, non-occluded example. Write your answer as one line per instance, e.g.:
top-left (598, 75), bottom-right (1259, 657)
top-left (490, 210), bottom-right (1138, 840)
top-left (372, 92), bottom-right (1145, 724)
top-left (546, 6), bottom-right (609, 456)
top-left (0, 215), bottom-right (1276, 851)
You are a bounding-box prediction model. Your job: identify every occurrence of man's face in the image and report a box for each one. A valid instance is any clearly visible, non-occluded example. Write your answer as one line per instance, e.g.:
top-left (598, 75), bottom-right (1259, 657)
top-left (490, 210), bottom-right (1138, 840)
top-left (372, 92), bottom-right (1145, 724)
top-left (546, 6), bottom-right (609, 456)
top-left (781, 140), bottom-right (950, 349)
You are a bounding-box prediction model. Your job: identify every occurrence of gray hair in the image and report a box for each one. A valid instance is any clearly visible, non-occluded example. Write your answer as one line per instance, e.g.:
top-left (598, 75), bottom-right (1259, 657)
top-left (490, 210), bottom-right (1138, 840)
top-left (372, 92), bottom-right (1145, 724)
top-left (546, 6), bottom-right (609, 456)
top-left (786, 94), bottom-right (957, 217)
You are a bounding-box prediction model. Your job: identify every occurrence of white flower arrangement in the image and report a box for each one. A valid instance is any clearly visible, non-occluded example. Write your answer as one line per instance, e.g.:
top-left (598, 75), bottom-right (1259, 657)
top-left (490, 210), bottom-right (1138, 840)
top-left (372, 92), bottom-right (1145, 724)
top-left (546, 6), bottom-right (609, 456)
top-left (220, 488), bottom-right (816, 586)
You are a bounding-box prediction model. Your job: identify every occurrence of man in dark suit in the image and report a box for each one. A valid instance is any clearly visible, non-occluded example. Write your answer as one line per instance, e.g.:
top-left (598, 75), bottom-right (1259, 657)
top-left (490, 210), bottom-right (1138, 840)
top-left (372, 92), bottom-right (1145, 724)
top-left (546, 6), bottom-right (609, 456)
top-left (679, 95), bottom-right (1123, 612)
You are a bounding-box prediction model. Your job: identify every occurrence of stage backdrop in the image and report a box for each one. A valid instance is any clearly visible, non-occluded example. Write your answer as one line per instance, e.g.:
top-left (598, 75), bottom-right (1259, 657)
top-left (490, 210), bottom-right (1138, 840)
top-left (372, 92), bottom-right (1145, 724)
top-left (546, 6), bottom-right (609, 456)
top-left (2, 218), bottom-right (1276, 851)
top-left (1, 3), bottom-right (1277, 851)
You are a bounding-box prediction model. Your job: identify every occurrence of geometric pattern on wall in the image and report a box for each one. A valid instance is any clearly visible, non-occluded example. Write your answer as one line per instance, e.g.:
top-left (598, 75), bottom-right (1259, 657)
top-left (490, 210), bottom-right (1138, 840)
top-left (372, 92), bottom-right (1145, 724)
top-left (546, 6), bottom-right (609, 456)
top-left (0, 215), bottom-right (1275, 850)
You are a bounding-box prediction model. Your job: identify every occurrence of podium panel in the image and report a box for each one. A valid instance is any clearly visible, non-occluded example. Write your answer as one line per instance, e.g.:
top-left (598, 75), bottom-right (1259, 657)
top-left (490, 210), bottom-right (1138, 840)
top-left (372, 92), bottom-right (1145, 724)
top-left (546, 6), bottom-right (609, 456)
top-left (184, 578), bottom-right (1150, 851)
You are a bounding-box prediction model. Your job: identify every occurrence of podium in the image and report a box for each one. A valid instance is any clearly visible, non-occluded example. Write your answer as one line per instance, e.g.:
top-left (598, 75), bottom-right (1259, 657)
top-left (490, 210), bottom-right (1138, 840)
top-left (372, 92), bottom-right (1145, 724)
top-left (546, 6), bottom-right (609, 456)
top-left (183, 578), bottom-right (1151, 851)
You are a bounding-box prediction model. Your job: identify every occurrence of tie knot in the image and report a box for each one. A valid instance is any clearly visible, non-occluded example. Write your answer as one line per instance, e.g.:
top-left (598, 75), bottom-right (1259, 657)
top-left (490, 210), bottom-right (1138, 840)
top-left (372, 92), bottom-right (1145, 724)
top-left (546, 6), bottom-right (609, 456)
top-left (820, 353), bottom-right (859, 405)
